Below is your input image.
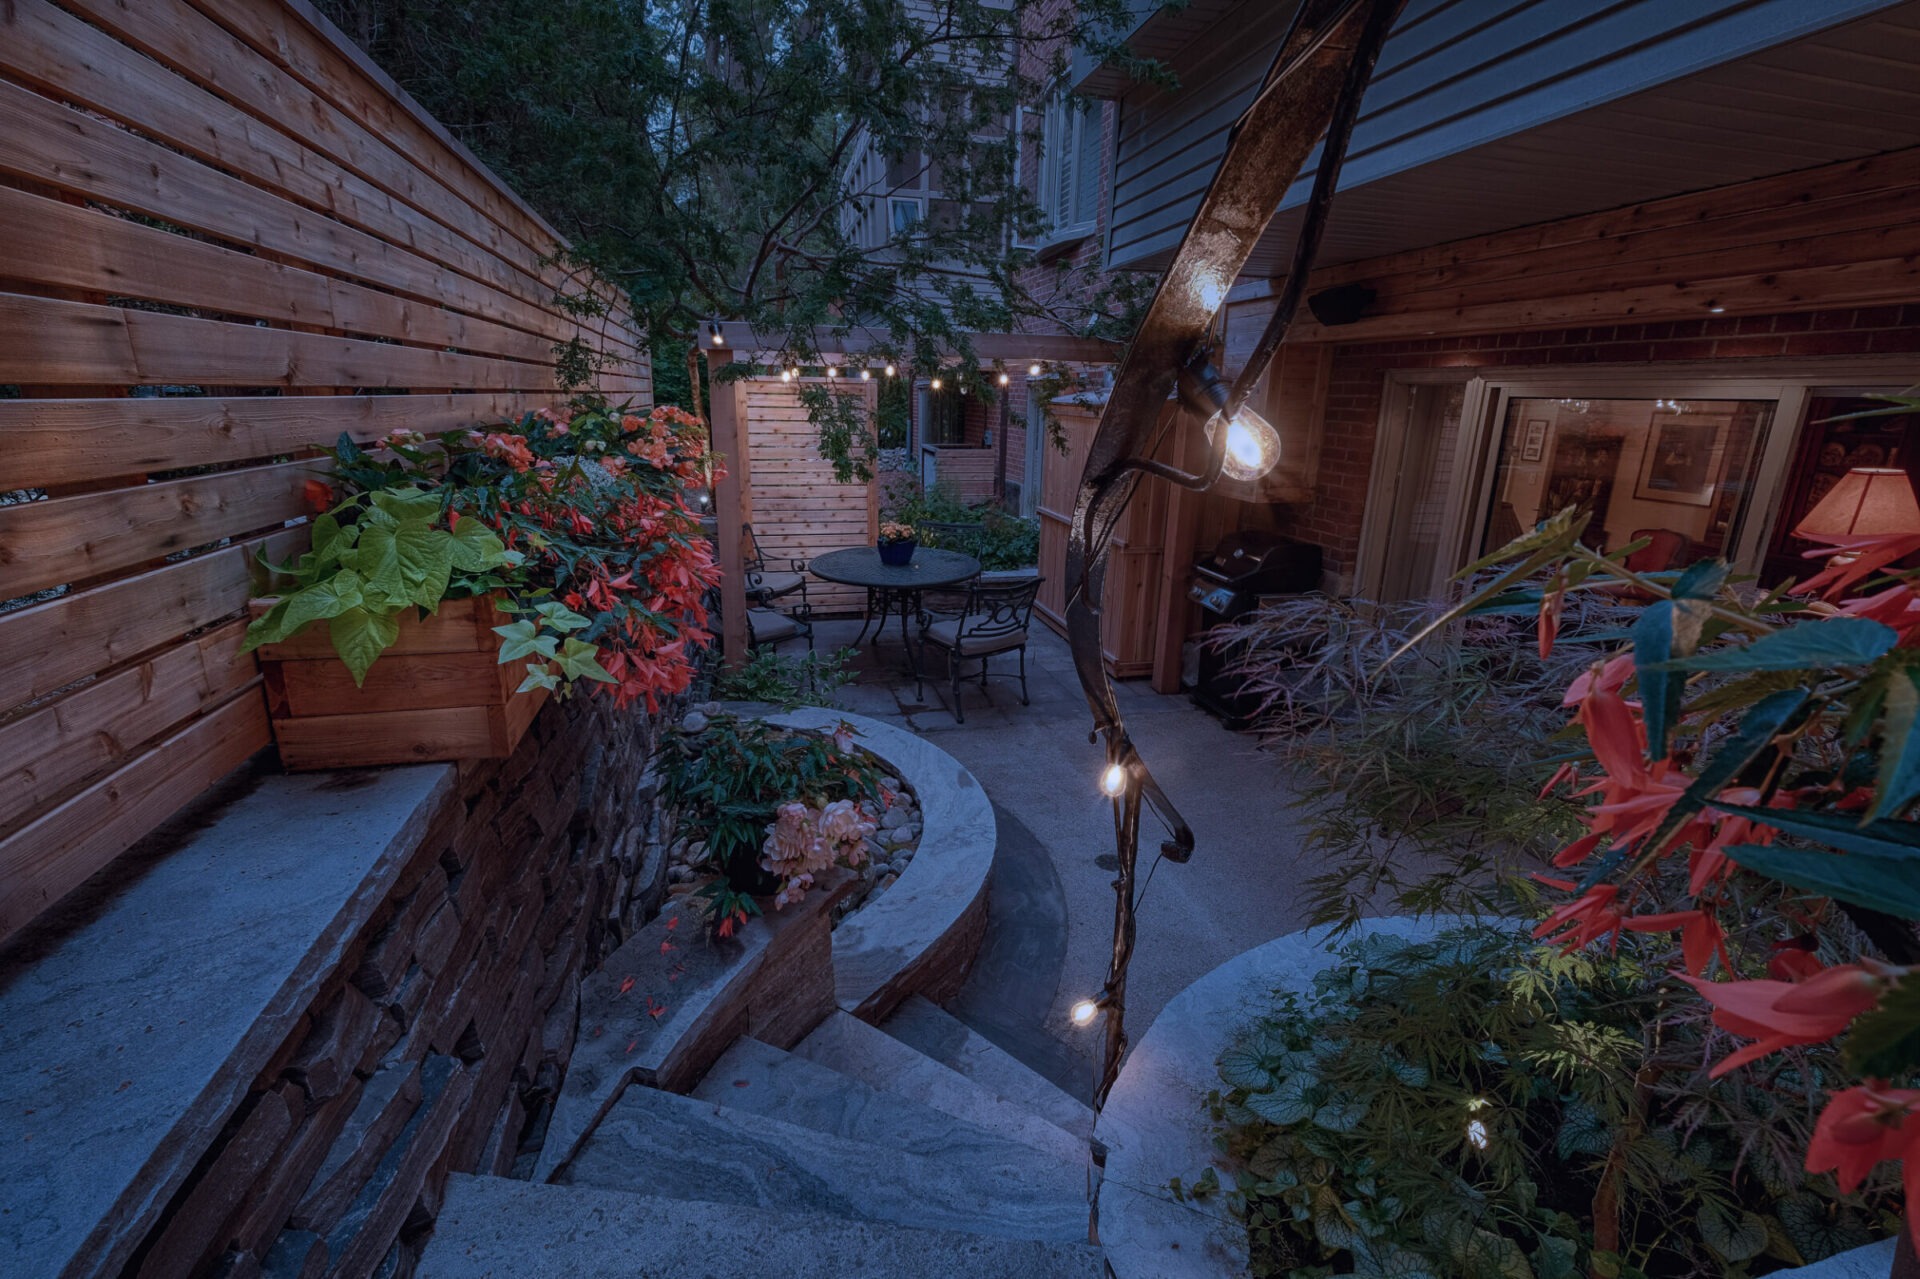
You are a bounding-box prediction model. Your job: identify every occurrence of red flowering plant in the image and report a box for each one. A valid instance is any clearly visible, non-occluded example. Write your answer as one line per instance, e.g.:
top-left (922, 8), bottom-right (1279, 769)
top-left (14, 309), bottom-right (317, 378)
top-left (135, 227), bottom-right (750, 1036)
top-left (245, 399), bottom-right (721, 711)
top-left (1399, 480), bottom-right (1920, 1249)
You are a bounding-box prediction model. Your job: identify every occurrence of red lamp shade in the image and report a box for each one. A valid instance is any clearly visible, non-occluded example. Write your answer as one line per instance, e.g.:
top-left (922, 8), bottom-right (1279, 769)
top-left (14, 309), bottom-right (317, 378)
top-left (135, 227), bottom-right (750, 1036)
top-left (1793, 467), bottom-right (1920, 539)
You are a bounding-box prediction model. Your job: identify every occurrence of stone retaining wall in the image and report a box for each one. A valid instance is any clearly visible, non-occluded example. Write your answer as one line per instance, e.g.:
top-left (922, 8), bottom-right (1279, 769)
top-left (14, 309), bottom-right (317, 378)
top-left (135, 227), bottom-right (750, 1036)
top-left (126, 697), bottom-right (670, 1279)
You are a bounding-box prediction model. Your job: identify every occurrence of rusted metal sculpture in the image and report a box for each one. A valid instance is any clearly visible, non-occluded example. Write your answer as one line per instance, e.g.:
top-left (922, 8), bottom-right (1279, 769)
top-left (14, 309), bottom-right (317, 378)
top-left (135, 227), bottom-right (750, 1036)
top-left (1065, 0), bottom-right (1409, 1111)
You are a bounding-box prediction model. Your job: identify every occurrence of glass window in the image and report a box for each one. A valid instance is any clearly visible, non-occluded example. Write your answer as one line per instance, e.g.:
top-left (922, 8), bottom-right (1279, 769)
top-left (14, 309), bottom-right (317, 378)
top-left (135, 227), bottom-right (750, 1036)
top-left (889, 198), bottom-right (922, 234)
top-left (1481, 397), bottom-right (1774, 566)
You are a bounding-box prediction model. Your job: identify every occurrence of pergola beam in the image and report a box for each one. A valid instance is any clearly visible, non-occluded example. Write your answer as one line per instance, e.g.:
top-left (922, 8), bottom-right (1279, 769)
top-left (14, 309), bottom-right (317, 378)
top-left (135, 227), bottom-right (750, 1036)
top-left (704, 323), bottom-right (1117, 365)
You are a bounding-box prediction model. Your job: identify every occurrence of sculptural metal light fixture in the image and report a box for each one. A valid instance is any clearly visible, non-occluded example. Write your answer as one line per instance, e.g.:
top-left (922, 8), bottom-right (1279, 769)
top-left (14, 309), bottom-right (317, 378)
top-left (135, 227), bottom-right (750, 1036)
top-left (1063, 0), bottom-right (1407, 1118)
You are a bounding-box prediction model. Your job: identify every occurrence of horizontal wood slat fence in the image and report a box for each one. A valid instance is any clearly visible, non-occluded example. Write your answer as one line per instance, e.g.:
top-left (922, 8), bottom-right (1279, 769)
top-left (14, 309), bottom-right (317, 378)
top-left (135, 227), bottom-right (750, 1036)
top-left (0, 0), bottom-right (648, 946)
top-left (739, 378), bottom-right (879, 616)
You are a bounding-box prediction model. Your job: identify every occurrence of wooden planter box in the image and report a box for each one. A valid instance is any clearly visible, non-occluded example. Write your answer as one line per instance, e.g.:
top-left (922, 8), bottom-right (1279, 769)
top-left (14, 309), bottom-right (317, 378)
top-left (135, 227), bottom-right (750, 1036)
top-left (248, 595), bottom-right (548, 771)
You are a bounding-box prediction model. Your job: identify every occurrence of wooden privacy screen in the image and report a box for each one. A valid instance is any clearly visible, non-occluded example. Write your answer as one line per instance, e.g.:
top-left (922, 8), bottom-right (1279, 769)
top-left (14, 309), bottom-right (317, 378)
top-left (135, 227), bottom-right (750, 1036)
top-left (738, 377), bottom-right (878, 615)
top-left (0, 0), bottom-right (648, 944)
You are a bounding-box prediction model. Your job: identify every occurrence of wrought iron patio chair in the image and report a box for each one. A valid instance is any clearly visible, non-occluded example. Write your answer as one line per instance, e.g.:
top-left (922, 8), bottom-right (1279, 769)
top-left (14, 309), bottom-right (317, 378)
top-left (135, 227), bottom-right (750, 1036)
top-left (741, 521), bottom-right (812, 645)
top-left (914, 577), bottom-right (1043, 723)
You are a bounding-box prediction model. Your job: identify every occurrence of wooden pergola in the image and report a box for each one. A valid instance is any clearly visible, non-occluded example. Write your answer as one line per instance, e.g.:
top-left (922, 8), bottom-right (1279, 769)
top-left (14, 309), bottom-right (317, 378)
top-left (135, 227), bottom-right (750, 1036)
top-left (702, 325), bottom-right (1119, 664)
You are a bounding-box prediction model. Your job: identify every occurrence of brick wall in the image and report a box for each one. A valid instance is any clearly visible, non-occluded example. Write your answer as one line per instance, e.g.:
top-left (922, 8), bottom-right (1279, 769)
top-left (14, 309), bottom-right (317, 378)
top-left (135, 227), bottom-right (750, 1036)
top-left (127, 697), bottom-right (670, 1279)
top-left (1285, 303), bottom-right (1920, 585)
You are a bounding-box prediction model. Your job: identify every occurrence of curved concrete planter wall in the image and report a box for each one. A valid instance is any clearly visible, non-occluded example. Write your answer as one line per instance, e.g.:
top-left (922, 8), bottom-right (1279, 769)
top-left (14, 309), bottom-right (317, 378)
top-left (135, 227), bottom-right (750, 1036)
top-left (765, 708), bottom-right (996, 1023)
top-left (1094, 918), bottom-right (1894, 1279)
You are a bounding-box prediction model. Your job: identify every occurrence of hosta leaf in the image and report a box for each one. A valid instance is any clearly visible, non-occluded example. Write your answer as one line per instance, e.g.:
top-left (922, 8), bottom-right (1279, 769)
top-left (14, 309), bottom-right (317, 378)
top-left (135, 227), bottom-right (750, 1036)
top-left (1657, 616), bottom-right (1896, 672)
top-left (329, 606), bottom-right (400, 686)
top-left (1699, 1203), bottom-right (1768, 1263)
top-left (1219, 1044), bottom-right (1278, 1091)
top-left (1245, 1075), bottom-right (1314, 1125)
top-left (1555, 1100), bottom-right (1612, 1160)
top-left (1777, 1193), bottom-right (1873, 1262)
top-left (1313, 1096), bottom-right (1370, 1133)
top-left (1842, 973), bottom-right (1920, 1076)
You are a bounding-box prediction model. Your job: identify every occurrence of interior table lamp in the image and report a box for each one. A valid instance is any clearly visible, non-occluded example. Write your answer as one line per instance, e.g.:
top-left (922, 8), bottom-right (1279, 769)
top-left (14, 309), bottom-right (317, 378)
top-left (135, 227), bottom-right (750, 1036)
top-left (1794, 466), bottom-right (1920, 542)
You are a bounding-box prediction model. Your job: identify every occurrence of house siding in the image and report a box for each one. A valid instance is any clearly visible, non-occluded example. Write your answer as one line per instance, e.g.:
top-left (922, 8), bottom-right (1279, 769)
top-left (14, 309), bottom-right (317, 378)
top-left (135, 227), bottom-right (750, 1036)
top-left (1105, 0), bottom-right (1902, 271)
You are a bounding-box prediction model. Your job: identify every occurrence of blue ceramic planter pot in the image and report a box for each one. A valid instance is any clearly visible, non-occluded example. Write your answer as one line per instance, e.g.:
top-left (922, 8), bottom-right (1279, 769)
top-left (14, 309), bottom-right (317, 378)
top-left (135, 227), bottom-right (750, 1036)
top-left (877, 538), bottom-right (916, 566)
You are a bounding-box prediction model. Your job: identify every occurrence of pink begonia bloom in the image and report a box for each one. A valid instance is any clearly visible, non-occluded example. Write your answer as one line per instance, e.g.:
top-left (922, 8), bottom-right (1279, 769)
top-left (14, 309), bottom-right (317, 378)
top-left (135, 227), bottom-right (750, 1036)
top-left (830, 720), bottom-right (859, 754)
top-left (760, 802), bottom-right (825, 908)
top-left (818, 799), bottom-right (875, 865)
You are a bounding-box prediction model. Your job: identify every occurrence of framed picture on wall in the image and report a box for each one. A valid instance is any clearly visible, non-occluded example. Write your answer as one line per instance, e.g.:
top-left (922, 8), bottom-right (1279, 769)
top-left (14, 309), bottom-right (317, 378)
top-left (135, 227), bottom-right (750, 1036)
top-left (1520, 418), bottom-right (1548, 462)
top-left (1634, 414), bottom-right (1728, 507)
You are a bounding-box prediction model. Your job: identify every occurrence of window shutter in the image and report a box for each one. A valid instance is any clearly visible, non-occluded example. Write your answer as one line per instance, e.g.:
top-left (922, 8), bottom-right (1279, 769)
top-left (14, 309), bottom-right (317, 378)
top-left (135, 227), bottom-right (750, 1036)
top-left (1072, 102), bottom-right (1103, 230)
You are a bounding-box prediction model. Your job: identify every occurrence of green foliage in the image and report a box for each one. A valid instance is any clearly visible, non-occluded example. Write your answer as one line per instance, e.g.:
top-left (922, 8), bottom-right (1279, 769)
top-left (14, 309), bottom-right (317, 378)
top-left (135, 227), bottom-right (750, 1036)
top-left (657, 711), bottom-right (881, 891)
top-left (316, 0), bottom-right (1156, 474)
top-left (245, 484), bottom-right (515, 684)
top-left (883, 480), bottom-right (1038, 571)
top-left (1203, 926), bottom-right (1893, 1279)
top-left (1207, 596), bottom-right (1616, 932)
top-left (711, 646), bottom-right (862, 710)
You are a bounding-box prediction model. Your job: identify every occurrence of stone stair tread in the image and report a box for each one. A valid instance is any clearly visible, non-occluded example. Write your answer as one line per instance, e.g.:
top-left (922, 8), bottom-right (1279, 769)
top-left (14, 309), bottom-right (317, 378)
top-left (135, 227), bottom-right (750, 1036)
top-left (692, 1036), bottom-right (1083, 1193)
top-left (559, 1081), bottom-right (1089, 1243)
top-left (882, 996), bottom-right (1095, 1141)
top-left (793, 1012), bottom-right (1090, 1165)
top-left (418, 1174), bottom-right (1107, 1278)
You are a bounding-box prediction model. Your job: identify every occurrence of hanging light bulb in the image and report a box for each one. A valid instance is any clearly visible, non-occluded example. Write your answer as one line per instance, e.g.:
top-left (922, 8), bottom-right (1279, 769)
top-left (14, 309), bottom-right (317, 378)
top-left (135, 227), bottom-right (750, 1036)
top-left (779, 369), bottom-right (792, 382)
top-left (1210, 407), bottom-right (1282, 482)
top-left (709, 322), bottom-right (724, 346)
top-left (885, 363), bottom-right (896, 377)
top-left (1070, 998), bottom-right (1101, 1026)
top-left (1028, 362), bottom-right (1042, 377)
top-left (997, 371), bottom-right (1010, 387)
top-left (931, 375), bottom-right (943, 391)
top-left (1100, 761), bottom-right (1127, 797)
top-left (789, 366), bottom-right (801, 379)
top-left (859, 368), bottom-right (871, 381)
top-left (826, 365), bottom-right (837, 378)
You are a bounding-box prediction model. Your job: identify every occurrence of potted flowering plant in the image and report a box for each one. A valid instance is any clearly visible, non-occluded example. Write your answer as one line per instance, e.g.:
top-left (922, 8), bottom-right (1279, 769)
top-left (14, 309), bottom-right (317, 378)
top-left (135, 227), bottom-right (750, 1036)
top-left (243, 399), bottom-right (720, 769)
top-left (877, 519), bottom-right (918, 566)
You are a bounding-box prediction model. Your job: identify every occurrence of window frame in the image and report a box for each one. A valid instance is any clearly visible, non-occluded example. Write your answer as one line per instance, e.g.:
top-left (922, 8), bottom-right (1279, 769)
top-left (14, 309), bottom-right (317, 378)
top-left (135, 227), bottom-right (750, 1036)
top-left (1353, 357), bottom-right (1920, 602)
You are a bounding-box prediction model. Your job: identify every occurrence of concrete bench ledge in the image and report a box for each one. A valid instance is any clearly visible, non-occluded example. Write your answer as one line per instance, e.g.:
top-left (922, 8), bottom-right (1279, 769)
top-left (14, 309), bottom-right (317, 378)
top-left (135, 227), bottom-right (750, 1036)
top-left (764, 707), bottom-right (996, 1022)
top-left (0, 765), bottom-right (454, 1279)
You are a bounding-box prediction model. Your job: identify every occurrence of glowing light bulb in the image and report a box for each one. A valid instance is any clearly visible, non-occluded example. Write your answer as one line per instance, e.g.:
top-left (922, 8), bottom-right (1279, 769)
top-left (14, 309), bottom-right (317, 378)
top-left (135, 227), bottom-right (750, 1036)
top-left (710, 329), bottom-right (723, 346)
top-left (1213, 408), bottom-right (1282, 482)
top-left (1071, 999), bottom-right (1100, 1026)
top-left (1028, 362), bottom-right (1042, 377)
top-left (1100, 762), bottom-right (1127, 797)
top-left (859, 368), bottom-right (871, 380)
top-left (997, 371), bottom-right (1009, 387)
top-left (931, 376), bottom-right (943, 391)
top-left (826, 365), bottom-right (837, 378)
top-left (885, 364), bottom-right (896, 377)
top-left (779, 369), bottom-right (792, 382)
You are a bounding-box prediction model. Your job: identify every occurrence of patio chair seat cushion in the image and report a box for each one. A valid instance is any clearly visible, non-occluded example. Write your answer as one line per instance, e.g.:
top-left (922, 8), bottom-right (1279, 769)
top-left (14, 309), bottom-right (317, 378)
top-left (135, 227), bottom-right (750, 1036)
top-left (747, 608), bottom-right (804, 642)
top-left (747, 570), bottom-right (805, 599)
top-left (924, 617), bottom-right (1028, 657)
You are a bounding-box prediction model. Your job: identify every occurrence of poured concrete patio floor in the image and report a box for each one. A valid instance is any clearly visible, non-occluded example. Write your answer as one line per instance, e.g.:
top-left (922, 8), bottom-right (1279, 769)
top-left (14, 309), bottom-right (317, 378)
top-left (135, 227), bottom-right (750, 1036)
top-left (802, 616), bottom-right (1316, 1094)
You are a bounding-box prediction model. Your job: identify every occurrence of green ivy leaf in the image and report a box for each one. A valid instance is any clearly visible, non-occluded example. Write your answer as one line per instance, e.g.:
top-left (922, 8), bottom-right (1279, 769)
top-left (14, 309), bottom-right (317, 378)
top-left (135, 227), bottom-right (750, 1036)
top-left (1656, 616), bottom-right (1897, 672)
top-left (553, 637), bottom-right (617, 684)
top-left (329, 606), bottom-right (401, 686)
top-left (534, 600), bottom-right (594, 633)
top-left (493, 620), bottom-right (558, 664)
top-left (1842, 974), bottom-right (1920, 1076)
top-left (517, 663), bottom-right (563, 694)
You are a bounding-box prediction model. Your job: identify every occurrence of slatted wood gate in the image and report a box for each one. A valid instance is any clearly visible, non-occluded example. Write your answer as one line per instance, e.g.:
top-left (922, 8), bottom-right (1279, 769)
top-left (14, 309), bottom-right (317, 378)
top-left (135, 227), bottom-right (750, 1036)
top-left (0, 0), bottom-right (647, 945)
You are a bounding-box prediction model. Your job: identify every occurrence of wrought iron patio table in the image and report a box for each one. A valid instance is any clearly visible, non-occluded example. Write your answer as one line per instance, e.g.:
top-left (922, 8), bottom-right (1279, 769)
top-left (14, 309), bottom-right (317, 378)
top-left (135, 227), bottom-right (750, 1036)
top-left (806, 546), bottom-right (983, 673)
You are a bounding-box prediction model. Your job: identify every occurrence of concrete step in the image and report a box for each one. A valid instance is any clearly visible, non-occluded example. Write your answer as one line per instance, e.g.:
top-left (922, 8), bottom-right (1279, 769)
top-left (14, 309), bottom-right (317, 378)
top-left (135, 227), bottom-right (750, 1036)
top-left (560, 1082), bottom-right (1090, 1243)
top-left (418, 1174), bottom-right (1107, 1278)
top-left (692, 1036), bottom-right (1085, 1198)
top-left (882, 996), bottom-right (1096, 1142)
top-left (793, 1011), bottom-right (1090, 1166)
